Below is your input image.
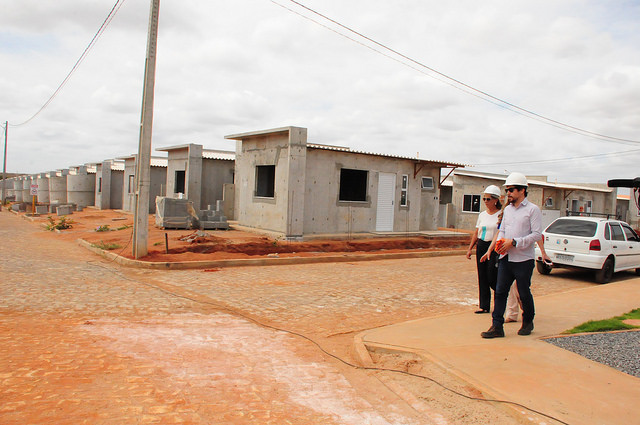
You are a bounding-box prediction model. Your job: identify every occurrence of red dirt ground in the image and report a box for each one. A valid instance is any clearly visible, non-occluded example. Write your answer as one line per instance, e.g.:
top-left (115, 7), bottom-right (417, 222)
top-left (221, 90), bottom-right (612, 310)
top-left (21, 208), bottom-right (471, 262)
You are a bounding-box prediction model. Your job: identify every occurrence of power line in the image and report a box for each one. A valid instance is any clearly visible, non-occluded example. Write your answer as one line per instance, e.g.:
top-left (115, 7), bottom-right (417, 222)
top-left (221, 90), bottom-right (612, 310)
top-left (474, 147), bottom-right (640, 166)
top-left (273, 0), bottom-right (640, 145)
top-left (10, 0), bottom-right (127, 127)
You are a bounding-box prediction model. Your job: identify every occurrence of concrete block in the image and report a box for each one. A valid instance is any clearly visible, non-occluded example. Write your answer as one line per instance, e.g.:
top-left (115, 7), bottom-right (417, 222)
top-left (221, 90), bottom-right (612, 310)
top-left (35, 205), bottom-right (49, 215)
top-left (56, 205), bottom-right (73, 216)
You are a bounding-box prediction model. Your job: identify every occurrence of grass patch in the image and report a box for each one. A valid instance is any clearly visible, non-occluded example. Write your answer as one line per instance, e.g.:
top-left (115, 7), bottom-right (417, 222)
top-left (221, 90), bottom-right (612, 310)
top-left (92, 241), bottom-right (122, 251)
top-left (564, 308), bottom-right (640, 334)
top-left (116, 224), bottom-right (131, 231)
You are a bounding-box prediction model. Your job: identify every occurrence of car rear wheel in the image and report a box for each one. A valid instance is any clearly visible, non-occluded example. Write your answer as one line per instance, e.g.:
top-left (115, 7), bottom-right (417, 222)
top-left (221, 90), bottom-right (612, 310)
top-left (536, 260), bottom-right (552, 275)
top-left (595, 258), bottom-right (614, 284)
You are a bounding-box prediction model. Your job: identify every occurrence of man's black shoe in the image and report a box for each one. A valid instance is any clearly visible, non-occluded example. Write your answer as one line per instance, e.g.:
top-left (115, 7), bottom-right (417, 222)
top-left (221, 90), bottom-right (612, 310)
top-left (481, 325), bottom-right (504, 339)
top-left (518, 322), bottom-right (534, 336)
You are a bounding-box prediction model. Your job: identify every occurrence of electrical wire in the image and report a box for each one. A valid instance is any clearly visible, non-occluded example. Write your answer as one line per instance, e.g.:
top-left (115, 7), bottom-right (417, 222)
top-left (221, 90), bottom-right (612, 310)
top-left (10, 0), bottom-right (127, 127)
top-left (87, 260), bottom-right (571, 425)
top-left (271, 0), bottom-right (639, 146)
top-left (473, 147), bottom-right (640, 166)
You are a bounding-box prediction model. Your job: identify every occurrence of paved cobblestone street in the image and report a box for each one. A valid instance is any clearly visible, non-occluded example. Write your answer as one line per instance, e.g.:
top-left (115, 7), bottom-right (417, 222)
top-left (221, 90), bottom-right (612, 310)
top-left (0, 211), bottom-right (592, 424)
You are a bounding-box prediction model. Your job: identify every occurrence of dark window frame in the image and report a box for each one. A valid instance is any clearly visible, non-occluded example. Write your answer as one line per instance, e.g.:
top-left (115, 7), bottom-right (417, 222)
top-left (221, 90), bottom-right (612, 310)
top-left (174, 170), bottom-right (186, 194)
top-left (255, 165), bottom-right (276, 198)
top-left (462, 194), bottom-right (481, 213)
top-left (339, 168), bottom-right (368, 202)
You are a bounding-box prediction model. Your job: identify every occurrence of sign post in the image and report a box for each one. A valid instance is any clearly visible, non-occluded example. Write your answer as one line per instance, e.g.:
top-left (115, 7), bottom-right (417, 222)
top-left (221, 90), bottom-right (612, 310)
top-left (30, 184), bottom-right (38, 215)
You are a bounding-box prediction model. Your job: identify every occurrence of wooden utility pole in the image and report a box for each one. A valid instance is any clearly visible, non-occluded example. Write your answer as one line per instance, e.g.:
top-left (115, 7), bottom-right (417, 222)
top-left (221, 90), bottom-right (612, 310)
top-left (133, 0), bottom-right (160, 259)
top-left (1, 121), bottom-right (7, 206)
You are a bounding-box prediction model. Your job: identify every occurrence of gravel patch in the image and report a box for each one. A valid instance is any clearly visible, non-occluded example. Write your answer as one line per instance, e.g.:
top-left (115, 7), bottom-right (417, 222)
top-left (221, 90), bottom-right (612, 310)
top-left (544, 331), bottom-right (640, 378)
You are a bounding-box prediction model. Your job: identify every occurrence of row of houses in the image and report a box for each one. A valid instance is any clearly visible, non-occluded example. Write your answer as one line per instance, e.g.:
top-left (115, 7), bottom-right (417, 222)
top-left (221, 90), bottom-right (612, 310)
top-left (2, 126), bottom-right (636, 237)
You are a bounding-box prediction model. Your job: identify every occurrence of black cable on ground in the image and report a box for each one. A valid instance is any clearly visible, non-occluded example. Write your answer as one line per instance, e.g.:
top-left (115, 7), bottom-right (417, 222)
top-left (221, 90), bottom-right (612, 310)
top-left (87, 261), bottom-right (571, 425)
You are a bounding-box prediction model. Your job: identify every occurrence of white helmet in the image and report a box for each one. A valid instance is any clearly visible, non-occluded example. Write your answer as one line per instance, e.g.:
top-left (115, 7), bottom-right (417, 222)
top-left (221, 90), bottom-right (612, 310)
top-left (504, 172), bottom-right (528, 187)
top-left (482, 185), bottom-right (501, 198)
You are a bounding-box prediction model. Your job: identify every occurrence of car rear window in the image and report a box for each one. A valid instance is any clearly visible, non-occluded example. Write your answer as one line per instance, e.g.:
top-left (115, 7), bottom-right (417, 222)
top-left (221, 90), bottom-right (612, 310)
top-left (545, 219), bottom-right (597, 237)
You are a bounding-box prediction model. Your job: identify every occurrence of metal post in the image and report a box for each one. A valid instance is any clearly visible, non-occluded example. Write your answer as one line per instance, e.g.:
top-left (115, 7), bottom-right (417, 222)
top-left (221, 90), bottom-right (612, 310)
top-left (133, 0), bottom-right (160, 259)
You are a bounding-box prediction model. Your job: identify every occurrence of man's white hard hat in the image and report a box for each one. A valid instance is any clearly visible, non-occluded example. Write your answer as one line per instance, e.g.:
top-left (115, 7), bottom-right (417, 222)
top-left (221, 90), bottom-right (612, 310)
top-left (482, 185), bottom-right (501, 197)
top-left (504, 172), bottom-right (528, 187)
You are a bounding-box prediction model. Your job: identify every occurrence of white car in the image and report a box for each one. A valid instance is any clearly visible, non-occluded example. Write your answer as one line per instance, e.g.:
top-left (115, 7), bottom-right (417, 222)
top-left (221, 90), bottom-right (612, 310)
top-left (535, 216), bottom-right (640, 283)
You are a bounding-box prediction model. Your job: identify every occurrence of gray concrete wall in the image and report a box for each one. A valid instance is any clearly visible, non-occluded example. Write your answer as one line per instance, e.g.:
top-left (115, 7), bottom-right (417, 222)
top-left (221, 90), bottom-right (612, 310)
top-left (164, 145), bottom-right (203, 209)
top-left (222, 183), bottom-right (235, 220)
top-left (303, 149), bottom-right (438, 234)
top-left (110, 169), bottom-right (124, 210)
top-left (149, 166), bottom-right (166, 213)
top-left (48, 170), bottom-right (68, 204)
top-left (67, 167), bottom-right (95, 208)
top-left (35, 174), bottom-right (49, 203)
top-left (21, 176), bottom-right (31, 202)
top-left (13, 178), bottom-right (23, 202)
top-left (201, 159), bottom-right (234, 210)
top-left (234, 128), bottom-right (307, 236)
top-left (95, 162), bottom-right (112, 209)
top-left (122, 158), bottom-right (135, 212)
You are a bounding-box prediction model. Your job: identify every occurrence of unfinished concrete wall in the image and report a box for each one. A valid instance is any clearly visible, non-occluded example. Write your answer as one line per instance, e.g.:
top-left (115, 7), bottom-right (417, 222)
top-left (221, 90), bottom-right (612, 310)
top-left (230, 127), bottom-right (307, 237)
top-left (48, 170), bottom-right (68, 204)
top-left (13, 178), bottom-right (23, 202)
top-left (222, 183), bottom-right (235, 220)
top-left (201, 159), bottom-right (234, 211)
top-left (95, 162), bottom-right (112, 209)
top-left (304, 149), bottom-right (435, 234)
top-left (122, 158), bottom-right (136, 212)
top-left (110, 169), bottom-right (124, 210)
top-left (161, 144), bottom-right (203, 209)
top-left (67, 167), bottom-right (95, 208)
top-left (419, 169), bottom-right (441, 231)
top-left (149, 166), bottom-right (166, 213)
top-left (35, 173), bottom-right (50, 203)
top-left (120, 156), bottom-right (167, 214)
top-left (21, 176), bottom-right (31, 202)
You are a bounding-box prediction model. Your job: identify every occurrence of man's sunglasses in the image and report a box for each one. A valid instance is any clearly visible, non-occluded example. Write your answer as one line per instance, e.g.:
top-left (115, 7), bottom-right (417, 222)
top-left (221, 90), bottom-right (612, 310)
top-left (506, 187), bottom-right (520, 193)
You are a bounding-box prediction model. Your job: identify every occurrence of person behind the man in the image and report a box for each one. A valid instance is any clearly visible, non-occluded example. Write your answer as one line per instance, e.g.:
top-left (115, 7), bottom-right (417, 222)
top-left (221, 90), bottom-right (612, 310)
top-left (481, 172), bottom-right (541, 338)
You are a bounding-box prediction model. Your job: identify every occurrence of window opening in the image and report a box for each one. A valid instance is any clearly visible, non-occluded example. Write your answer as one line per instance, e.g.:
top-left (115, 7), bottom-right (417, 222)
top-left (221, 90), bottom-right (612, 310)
top-left (400, 174), bottom-right (408, 206)
top-left (339, 168), bottom-right (368, 202)
top-left (174, 170), bottom-right (186, 194)
top-left (255, 165), bottom-right (275, 198)
top-left (98, 177), bottom-right (102, 193)
top-left (421, 176), bottom-right (434, 190)
top-left (463, 194), bottom-right (481, 212)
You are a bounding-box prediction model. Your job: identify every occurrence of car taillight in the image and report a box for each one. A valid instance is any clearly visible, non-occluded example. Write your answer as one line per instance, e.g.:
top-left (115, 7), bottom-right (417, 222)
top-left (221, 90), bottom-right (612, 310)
top-left (589, 239), bottom-right (601, 251)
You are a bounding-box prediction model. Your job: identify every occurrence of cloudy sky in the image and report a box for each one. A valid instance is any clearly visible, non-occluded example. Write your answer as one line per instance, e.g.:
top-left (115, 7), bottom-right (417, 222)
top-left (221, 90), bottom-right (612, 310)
top-left (1, 0), bottom-right (639, 186)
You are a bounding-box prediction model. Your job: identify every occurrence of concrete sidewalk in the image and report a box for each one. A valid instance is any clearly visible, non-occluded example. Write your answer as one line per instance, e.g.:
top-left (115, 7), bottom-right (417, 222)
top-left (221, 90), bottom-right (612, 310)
top-left (356, 279), bottom-right (640, 425)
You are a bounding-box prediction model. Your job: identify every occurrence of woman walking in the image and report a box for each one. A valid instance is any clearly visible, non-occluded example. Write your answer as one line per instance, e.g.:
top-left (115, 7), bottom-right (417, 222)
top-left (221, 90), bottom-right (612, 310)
top-left (466, 185), bottom-right (502, 314)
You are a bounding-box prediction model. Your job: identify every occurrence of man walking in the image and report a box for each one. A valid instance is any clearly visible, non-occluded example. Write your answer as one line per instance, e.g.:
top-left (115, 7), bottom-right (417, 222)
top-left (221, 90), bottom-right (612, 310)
top-left (481, 172), bottom-right (542, 338)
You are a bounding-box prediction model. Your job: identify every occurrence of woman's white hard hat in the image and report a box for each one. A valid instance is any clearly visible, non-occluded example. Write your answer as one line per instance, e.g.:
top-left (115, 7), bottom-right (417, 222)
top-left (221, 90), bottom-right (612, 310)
top-left (503, 172), bottom-right (528, 187)
top-left (482, 185), bottom-right (501, 197)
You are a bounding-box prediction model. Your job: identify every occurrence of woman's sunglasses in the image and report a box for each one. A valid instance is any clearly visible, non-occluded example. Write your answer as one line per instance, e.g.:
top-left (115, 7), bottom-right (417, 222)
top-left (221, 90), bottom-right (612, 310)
top-left (482, 197), bottom-right (494, 201)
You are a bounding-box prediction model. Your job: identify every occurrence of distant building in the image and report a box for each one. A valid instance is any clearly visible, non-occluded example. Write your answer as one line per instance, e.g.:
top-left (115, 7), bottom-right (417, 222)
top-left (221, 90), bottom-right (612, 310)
top-left (441, 169), bottom-right (617, 230)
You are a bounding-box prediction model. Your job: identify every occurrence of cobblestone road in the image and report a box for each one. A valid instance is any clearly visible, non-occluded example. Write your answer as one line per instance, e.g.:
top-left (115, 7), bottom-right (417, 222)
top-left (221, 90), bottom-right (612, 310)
top-left (0, 211), bottom-right (592, 424)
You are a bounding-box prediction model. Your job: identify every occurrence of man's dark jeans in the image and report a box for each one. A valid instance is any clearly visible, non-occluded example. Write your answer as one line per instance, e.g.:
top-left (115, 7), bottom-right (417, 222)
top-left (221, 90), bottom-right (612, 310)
top-left (492, 258), bottom-right (535, 327)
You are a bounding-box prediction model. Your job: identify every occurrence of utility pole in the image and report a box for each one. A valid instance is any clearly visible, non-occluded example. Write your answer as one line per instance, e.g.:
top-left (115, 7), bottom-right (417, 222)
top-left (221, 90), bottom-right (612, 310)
top-left (1, 121), bottom-right (7, 206)
top-left (133, 0), bottom-right (160, 259)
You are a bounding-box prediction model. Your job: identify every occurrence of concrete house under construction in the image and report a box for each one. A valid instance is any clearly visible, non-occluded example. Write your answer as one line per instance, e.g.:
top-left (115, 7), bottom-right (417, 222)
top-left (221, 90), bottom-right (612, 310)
top-left (226, 126), bottom-right (462, 239)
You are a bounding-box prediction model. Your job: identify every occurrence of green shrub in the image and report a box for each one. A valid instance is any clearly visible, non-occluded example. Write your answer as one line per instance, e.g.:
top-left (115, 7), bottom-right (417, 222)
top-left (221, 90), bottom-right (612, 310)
top-left (95, 224), bottom-right (111, 232)
top-left (46, 216), bottom-right (73, 231)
